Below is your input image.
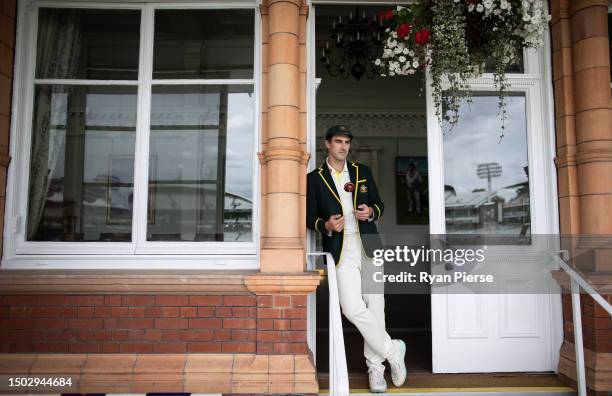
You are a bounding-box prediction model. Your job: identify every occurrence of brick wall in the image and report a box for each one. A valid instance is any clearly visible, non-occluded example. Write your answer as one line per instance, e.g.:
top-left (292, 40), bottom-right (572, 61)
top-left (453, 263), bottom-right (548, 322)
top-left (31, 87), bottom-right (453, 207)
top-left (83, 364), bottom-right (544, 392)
top-left (0, 293), bottom-right (309, 355)
top-left (561, 294), bottom-right (612, 353)
top-left (0, 0), bottom-right (16, 256)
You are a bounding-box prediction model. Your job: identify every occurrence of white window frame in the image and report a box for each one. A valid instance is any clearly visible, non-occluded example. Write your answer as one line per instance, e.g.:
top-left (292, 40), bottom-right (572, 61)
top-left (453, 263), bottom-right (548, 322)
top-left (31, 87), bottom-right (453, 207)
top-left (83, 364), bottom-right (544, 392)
top-left (3, 0), bottom-right (261, 269)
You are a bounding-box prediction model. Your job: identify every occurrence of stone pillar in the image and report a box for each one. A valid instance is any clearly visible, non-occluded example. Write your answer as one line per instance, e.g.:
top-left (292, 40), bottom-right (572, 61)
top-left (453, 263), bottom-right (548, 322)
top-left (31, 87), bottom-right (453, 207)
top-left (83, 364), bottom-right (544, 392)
top-left (259, 0), bottom-right (309, 272)
top-left (570, 0), bottom-right (612, 239)
top-left (551, 1), bottom-right (612, 394)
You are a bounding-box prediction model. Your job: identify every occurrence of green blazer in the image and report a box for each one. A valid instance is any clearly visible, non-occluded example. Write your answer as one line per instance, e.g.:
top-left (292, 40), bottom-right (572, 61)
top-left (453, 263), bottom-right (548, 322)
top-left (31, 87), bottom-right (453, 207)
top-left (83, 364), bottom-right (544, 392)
top-left (306, 161), bottom-right (384, 266)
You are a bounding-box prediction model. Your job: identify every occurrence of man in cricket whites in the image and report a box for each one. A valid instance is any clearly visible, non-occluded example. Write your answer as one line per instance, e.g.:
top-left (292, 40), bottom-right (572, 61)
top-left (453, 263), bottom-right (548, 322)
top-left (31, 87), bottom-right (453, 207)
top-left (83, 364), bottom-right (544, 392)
top-left (306, 125), bottom-right (407, 393)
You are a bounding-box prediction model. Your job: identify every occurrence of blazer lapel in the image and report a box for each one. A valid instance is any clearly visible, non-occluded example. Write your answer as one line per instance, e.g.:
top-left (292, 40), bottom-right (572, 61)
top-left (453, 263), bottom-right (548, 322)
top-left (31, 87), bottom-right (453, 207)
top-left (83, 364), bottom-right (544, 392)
top-left (318, 163), bottom-right (342, 205)
top-left (350, 162), bottom-right (359, 209)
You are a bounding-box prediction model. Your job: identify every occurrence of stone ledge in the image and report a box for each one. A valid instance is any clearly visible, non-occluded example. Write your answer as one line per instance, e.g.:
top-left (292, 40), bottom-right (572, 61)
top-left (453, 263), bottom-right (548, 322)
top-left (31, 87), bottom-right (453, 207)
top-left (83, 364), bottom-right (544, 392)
top-left (0, 353), bottom-right (318, 394)
top-left (244, 271), bottom-right (321, 294)
top-left (0, 270), bottom-right (259, 294)
top-left (551, 269), bottom-right (612, 294)
top-left (557, 341), bottom-right (612, 392)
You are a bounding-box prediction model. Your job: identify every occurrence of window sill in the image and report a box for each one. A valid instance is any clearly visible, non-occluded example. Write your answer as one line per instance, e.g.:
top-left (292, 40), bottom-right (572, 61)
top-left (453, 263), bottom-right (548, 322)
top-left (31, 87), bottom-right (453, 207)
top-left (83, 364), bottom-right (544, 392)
top-left (0, 269), bottom-right (259, 294)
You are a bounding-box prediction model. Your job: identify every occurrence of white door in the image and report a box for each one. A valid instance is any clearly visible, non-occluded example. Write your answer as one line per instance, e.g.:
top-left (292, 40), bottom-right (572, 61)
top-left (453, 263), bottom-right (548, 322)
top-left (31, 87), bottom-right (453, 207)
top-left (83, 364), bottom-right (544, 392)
top-left (426, 46), bottom-right (563, 373)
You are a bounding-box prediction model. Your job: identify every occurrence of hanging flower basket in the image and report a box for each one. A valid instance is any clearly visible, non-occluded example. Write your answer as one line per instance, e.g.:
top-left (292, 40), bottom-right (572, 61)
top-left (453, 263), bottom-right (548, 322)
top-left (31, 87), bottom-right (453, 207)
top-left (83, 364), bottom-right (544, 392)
top-left (374, 0), bottom-right (551, 138)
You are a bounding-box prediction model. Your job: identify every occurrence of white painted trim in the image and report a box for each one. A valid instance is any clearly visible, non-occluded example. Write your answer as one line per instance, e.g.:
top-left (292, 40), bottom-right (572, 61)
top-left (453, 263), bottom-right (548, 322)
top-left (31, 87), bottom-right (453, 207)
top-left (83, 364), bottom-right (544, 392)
top-left (3, 0), bottom-right (260, 269)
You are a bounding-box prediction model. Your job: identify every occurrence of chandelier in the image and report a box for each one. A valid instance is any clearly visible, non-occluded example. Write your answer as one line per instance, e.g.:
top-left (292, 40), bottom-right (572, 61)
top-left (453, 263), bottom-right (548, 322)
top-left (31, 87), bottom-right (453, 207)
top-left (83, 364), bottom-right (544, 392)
top-left (320, 7), bottom-right (385, 81)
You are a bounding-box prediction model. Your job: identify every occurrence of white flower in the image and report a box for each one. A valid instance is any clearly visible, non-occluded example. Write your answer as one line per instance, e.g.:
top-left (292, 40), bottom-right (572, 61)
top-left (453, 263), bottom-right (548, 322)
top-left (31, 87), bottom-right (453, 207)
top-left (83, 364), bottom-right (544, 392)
top-left (408, 49), bottom-right (414, 56)
top-left (396, 5), bottom-right (405, 11)
top-left (374, 58), bottom-right (381, 66)
top-left (468, 4), bottom-right (475, 12)
top-left (394, 46), bottom-right (402, 54)
top-left (493, 8), bottom-right (501, 15)
top-left (483, 0), bottom-right (493, 9)
top-left (399, 55), bottom-right (406, 62)
top-left (476, 4), bottom-right (484, 12)
top-left (403, 47), bottom-right (409, 55)
top-left (389, 71), bottom-right (395, 76)
top-left (383, 49), bottom-right (393, 58)
top-left (500, 0), bottom-right (509, 9)
top-left (385, 28), bottom-right (390, 33)
top-left (412, 60), bottom-right (419, 68)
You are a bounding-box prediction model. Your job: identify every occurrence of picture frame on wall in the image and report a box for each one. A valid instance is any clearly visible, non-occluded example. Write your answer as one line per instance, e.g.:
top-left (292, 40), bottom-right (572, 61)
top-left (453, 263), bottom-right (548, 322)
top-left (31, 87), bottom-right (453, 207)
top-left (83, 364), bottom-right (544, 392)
top-left (107, 154), bottom-right (157, 225)
top-left (395, 156), bottom-right (428, 225)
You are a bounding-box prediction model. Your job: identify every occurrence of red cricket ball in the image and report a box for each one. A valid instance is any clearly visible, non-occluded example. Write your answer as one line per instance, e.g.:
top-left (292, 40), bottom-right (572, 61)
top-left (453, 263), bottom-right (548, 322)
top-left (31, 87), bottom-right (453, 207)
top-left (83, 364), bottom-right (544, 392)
top-left (344, 182), bottom-right (355, 192)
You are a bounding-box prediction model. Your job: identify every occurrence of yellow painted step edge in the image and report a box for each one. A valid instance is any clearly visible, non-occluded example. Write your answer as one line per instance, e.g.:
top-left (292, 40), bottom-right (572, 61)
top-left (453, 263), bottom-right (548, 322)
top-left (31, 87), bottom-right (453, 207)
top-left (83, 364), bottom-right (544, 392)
top-left (319, 386), bottom-right (576, 394)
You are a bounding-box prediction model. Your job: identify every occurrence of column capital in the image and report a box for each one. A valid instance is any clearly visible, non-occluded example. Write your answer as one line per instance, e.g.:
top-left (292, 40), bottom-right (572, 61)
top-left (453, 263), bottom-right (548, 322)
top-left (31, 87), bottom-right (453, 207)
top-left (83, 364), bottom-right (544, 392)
top-left (569, 0), bottom-right (609, 16)
top-left (258, 148), bottom-right (309, 165)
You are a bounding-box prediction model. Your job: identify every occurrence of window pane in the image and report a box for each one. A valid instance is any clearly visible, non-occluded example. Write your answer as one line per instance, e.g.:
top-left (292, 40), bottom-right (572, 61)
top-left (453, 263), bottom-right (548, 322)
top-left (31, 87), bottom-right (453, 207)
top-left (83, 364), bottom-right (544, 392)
top-left (36, 8), bottom-right (141, 80)
top-left (153, 10), bottom-right (254, 79)
top-left (148, 85), bottom-right (254, 242)
top-left (27, 85), bottom-right (137, 241)
top-left (443, 94), bottom-right (530, 241)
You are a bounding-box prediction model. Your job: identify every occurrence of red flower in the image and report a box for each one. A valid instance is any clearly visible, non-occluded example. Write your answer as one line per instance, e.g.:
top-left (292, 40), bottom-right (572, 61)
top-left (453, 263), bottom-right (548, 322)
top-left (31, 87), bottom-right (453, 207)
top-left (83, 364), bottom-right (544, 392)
top-left (415, 28), bottom-right (430, 45)
top-left (396, 23), bottom-right (411, 39)
top-left (378, 9), bottom-right (394, 21)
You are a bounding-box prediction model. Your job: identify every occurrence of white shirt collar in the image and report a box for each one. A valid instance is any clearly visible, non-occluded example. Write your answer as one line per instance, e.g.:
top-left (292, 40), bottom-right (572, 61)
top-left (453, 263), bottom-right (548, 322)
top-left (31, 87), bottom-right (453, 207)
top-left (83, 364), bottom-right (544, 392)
top-left (326, 157), bottom-right (348, 174)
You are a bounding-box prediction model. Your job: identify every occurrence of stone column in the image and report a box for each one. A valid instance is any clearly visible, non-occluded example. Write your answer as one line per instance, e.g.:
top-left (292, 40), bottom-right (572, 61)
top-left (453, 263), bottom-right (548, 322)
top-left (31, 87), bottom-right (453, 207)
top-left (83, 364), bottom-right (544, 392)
top-left (570, 0), bottom-right (612, 238)
top-left (551, 1), bottom-right (612, 394)
top-left (259, 0), bottom-right (309, 272)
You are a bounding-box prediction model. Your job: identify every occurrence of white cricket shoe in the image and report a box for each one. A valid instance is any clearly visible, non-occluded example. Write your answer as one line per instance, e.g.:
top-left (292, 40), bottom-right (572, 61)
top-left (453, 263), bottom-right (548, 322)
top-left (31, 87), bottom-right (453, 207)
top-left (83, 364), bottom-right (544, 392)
top-left (367, 366), bottom-right (387, 393)
top-left (387, 339), bottom-right (407, 387)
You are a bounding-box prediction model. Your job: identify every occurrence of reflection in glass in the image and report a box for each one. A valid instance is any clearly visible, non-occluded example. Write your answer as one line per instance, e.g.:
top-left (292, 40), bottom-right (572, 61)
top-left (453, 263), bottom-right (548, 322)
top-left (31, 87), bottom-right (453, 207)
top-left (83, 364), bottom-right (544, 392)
top-left (443, 94), bottom-right (530, 240)
top-left (36, 9), bottom-right (141, 80)
top-left (27, 85), bottom-right (137, 241)
top-left (153, 10), bottom-right (254, 79)
top-left (148, 85), bottom-right (254, 242)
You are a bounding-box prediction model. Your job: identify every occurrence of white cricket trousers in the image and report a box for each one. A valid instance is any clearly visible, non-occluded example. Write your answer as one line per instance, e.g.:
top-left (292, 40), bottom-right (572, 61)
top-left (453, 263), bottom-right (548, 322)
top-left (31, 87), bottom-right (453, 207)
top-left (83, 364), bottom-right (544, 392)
top-left (336, 232), bottom-right (393, 371)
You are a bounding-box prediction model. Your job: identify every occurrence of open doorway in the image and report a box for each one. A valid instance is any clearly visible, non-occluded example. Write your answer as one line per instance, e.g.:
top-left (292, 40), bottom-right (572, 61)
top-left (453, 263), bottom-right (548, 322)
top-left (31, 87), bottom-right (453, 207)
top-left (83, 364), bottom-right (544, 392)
top-left (312, 4), bottom-right (432, 379)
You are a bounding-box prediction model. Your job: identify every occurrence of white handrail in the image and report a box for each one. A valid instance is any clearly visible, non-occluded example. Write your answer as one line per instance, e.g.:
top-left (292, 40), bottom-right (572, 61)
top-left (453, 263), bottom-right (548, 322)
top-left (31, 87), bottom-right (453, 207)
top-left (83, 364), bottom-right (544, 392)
top-left (307, 252), bottom-right (349, 396)
top-left (548, 251), bottom-right (612, 396)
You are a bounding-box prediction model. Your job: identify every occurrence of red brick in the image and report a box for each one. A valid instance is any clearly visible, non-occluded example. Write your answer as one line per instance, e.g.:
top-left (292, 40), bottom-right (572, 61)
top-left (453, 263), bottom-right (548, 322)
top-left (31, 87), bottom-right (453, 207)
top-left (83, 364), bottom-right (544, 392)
top-left (222, 342), bottom-right (255, 353)
top-left (36, 319), bottom-right (68, 329)
top-left (68, 296), bottom-right (104, 306)
top-left (29, 307), bottom-right (62, 318)
top-left (145, 306), bottom-right (179, 317)
top-left (257, 319), bottom-right (274, 330)
top-left (62, 307), bottom-right (77, 318)
top-left (155, 295), bottom-right (188, 306)
top-left (273, 343), bottom-right (291, 354)
top-left (70, 343), bottom-right (103, 353)
top-left (112, 330), bottom-right (129, 340)
top-left (160, 330), bottom-right (193, 341)
top-left (257, 308), bottom-right (281, 319)
top-left (145, 329), bottom-right (162, 341)
top-left (232, 307), bottom-right (255, 318)
top-left (77, 330), bottom-right (95, 341)
top-left (274, 319), bottom-right (291, 331)
top-left (224, 295), bottom-right (256, 306)
top-left (12, 343), bottom-right (33, 353)
top-left (257, 343), bottom-right (274, 354)
top-left (120, 342), bottom-right (152, 353)
top-left (31, 342), bottom-right (69, 353)
top-left (215, 329), bottom-right (232, 341)
top-left (44, 330), bottom-right (77, 342)
top-left (282, 330), bottom-right (306, 342)
top-left (68, 319), bottom-right (103, 329)
top-left (39, 295), bottom-right (68, 305)
top-left (103, 342), bottom-right (120, 353)
top-left (215, 307), bottom-right (232, 317)
top-left (187, 342), bottom-right (222, 352)
top-left (194, 329), bottom-right (214, 341)
top-left (291, 295), bottom-right (307, 307)
top-left (94, 306), bottom-right (111, 318)
top-left (127, 330), bottom-right (145, 340)
top-left (231, 329), bottom-right (256, 341)
top-left (290, 319), bottom-right (307, 330)
top-left (128, 307), bottom-right (145, 317)
top-left (105, 295), bottom-right (121, 306)
top-left (94, 330), bottom-right (111, 341)
top-left (274, 296), bottom-right (291, 307)
top-left (3, 295), bottom-right (37, 305)
top-left (117, 318), bottom-right (154, 329)
top-left (282, 308), bottom-right (306, 319)
top-left (122, 296), bottom-right (155, 306)
top-left (6, 330), bottom-right (44, 341)
top-left (258, 330), bottom-right (281, 342)
top-left (223, 318), bottom-right (256, 329)
top-left (78, 307), bottom-right (94, 318)
top-left (195, 307), bottom-right (213, 317)
top-left (180, 307), bottom-right (198, 317)
top-left (257, 295), bottom-right (273, 307)
top-left (288, 342), bottom-right (309, 354)
top-left (155, 318), bottom-right (188, 329)
top-left (189, 318), bottom-right (222, 329)
top-left (190, 296), bottom-right (222, 306)
top-left (153, 342), bottom-right (187, 353)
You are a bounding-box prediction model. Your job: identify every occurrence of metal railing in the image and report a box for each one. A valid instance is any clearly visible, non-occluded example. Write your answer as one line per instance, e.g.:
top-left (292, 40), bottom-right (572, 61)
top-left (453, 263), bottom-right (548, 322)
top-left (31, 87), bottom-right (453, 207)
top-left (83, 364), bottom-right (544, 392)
top-left (307, 252), bottom-right (349, 396)
top-left (549, 251), bottom-right (612, 396)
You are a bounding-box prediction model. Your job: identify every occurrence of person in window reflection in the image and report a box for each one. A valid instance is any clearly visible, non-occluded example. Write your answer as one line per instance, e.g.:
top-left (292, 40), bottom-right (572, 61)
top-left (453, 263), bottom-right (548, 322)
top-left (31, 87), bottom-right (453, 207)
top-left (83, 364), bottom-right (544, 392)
top-left (306, 125), bottom-right (407, 393)
top-left (405, 163), bottom-right (423, 216)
